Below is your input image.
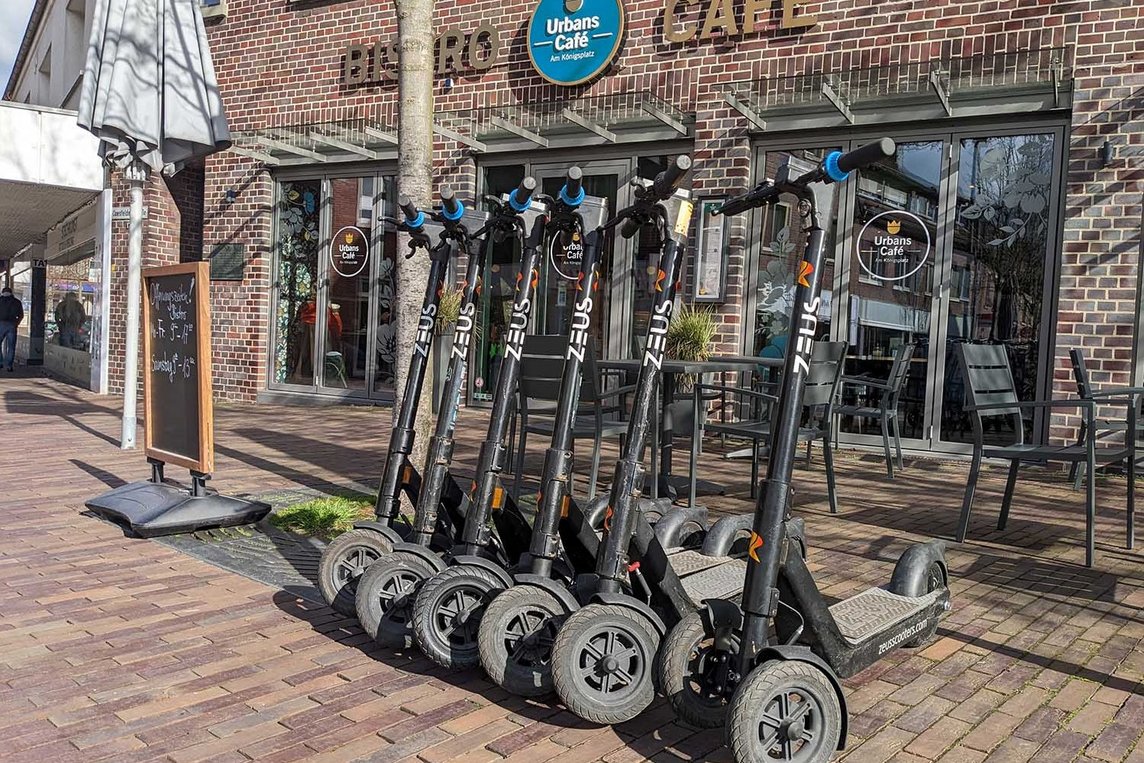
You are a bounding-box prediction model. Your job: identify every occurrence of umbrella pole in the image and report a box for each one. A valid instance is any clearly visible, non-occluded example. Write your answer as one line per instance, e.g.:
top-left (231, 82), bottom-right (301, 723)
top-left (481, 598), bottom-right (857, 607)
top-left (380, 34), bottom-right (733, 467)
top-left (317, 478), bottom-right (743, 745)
top-left (120, 161), bottom-right (148, 449)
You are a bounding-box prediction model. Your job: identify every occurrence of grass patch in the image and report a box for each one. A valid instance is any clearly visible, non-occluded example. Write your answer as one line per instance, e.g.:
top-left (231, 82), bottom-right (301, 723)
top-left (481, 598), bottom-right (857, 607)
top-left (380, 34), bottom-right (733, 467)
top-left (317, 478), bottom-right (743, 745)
top-left (269, 494), bottom-right (375, 540)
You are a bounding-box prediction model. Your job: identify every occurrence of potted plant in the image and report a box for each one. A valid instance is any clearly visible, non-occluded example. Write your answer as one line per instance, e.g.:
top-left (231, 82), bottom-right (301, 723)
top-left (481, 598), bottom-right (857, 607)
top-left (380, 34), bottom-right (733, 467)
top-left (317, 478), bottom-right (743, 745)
top-left (431, 287), bottom-right (464, 414)
top-left (664, 302), bottom-right (718, 437)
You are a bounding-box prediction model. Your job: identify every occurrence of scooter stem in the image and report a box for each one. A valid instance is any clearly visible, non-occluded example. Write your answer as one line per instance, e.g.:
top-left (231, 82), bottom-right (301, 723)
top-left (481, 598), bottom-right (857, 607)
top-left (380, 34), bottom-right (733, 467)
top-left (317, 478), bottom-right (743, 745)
top-left (738, 210), bottom-right (828, 673)
top-left (529, 227), bottom-right (604, 577)
top-left (410, 234), bottom-right (486, 544)
top-left (375, 239), bottom-right (455, 520)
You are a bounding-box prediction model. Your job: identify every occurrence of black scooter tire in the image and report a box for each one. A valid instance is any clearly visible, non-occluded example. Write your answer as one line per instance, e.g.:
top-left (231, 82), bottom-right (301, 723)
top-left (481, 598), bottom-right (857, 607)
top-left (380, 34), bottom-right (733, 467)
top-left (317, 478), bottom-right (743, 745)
top-left (659, 611), bottom-right (732, 728)
top-left (478, 586), bottom-right (565, 697)
top-left (318, 529), bottom-right (393, 617)
top-left (413, 565), bottom-right (505, 669)
top-left (551, 604), bottom-right (658, 725)
top-left (355, 553), bottom-right (435, 649)
top-left (727, 660), bottom-right (841, 762)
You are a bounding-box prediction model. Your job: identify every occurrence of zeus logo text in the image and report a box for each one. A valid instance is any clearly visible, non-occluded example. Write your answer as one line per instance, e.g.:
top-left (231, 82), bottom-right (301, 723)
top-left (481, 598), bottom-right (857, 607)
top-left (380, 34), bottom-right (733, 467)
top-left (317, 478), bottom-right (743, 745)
top-left (414, 304), bottom-right (437, 356)
top-left (452, 302), bottom-right (476, 360)
top-left (567, 293), bottom-right (593, 363)
top-left (642, 300), bottom-right (674, 369)
top-left (792, 296), bottom-right (820, 375)
top-left (504, 298), bottom-right (531, 361)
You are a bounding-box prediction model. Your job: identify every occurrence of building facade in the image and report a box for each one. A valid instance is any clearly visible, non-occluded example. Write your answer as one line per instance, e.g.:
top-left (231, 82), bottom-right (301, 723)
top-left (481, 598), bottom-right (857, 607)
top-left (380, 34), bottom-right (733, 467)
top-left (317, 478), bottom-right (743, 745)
top-left (83, 0), bottom-right (1144, 454)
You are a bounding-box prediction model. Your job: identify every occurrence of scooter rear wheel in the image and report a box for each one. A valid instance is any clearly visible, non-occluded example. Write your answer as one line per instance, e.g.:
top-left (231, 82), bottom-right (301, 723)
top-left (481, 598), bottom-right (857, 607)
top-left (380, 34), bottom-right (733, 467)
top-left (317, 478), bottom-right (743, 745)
top-left (903, 560), bottom-right (945, 648)
top-left (659, 610), bottom-right (734, 728)
top-left (478, 586), bottom-right (566, 696)
top-left (319, 529), bottom-right (393, 617)
top-left (413, 565), bottom-right (505, 669)
top-left (355, 553), bottom-right (435, 649)
top-left (727, 660), bottom-right (841, 763)
top-left (551, 604), bottom-right (658, 724)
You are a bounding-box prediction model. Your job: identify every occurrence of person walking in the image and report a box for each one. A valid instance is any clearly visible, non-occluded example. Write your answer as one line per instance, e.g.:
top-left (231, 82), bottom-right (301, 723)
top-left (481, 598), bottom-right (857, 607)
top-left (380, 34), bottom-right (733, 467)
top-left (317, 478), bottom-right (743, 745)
top-left (0, 286), bottom-right (24, 372)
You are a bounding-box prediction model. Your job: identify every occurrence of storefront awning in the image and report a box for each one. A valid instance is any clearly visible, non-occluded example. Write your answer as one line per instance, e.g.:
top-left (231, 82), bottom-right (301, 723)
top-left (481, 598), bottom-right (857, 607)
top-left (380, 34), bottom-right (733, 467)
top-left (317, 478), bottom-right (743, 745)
top-left (438, 92), bottom-right (694, 154)
top-left (723, 47), bottom-right (1072, 134)
top-left (0, 102), bottom-right (105, 259)
top-left (229, 92), bottom-right (693, 167)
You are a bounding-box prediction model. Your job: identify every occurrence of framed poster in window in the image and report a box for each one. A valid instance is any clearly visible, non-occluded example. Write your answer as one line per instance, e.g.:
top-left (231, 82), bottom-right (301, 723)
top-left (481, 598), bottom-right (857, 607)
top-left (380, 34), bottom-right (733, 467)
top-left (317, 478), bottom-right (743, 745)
top-left (693, 199), bottom-right (729, 302)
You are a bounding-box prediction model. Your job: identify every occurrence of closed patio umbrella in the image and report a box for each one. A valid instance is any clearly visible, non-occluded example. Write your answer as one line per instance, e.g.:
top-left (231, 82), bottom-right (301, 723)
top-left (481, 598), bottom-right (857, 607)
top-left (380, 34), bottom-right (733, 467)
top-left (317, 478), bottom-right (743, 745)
top-left (78, 0), bottom-right (230, 449)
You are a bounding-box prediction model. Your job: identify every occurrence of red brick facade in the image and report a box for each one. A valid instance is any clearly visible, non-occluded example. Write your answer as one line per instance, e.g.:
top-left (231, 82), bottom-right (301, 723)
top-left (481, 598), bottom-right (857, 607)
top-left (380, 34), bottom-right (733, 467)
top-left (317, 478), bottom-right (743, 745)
top-left (104, 0), bottom-right (1141, 446)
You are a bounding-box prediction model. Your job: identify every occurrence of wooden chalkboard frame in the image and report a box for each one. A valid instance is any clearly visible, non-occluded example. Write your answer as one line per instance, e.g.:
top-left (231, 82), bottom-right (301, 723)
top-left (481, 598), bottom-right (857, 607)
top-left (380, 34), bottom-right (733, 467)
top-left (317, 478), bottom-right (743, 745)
top-left (142, 262), bottom-right (215, 473)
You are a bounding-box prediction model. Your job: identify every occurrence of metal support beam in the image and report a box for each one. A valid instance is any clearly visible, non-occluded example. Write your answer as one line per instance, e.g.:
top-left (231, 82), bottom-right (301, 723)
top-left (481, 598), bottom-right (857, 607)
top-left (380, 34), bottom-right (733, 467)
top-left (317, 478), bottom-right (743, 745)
top-left (259, 136), bottom-right (328, 163)
top-left (641, 101), bottom-right (689, 136)
top-left (229, 145), bottom-right (281, 165)
top-left (489, 115), bottom-right (549, 148)
top-left (723, 92), bottom-right (768, 132)
top-left (929, 69), bottom-right (954, 117)
top-left (1050, 58), bottom-right (1064, 108)
top-left (561, 108), bottom-right (617, 142)
top-left (363, 125), bottom-right (398, 145)
top-left (310, 130), bottom-right (379, 160)
top-left (820, 76), bottom-right (855, 124)
top-left (433, 122), bottom-right (487, 153)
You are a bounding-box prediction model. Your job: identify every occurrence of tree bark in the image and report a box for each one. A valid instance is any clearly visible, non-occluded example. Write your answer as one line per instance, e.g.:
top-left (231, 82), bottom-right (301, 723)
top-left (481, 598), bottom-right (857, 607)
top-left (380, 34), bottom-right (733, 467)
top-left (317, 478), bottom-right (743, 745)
top-left (393, 0), bottom-right (435, 499)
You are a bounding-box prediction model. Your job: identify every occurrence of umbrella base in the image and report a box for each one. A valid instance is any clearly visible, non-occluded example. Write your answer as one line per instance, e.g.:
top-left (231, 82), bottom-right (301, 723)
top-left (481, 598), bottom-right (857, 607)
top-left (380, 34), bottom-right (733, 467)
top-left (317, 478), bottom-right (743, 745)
top-left (86, 481), bottom-right (270, 538)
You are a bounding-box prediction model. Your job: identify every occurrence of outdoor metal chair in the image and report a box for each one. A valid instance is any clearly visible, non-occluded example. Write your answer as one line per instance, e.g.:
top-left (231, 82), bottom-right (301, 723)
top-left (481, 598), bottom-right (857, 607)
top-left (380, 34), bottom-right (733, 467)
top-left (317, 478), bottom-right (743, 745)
top-left (834, 343), bottom-right (915, 479)
top-left (956, 343), bottom-right (1137, 568)
top-left (1068, 347), bottom-right (1144, 489)
top-left (511, 335), bottom-right (631, 499)
top-left (698, 341), bottom-right (846, 511)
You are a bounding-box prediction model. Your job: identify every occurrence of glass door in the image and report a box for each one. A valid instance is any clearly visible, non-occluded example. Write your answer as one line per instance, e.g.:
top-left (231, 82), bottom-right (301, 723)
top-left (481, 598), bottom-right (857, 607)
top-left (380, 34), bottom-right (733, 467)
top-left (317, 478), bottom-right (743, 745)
top-left (370, 176), bottom-right (399, 397)
top-left (838, 138), bottom-right (944, 446)
top-left (934, 129), bottom-right (1062, 447)
top-left (534, 162), bottom-right (627, 357)
top-left (271, 179), bottom-right (323, 389)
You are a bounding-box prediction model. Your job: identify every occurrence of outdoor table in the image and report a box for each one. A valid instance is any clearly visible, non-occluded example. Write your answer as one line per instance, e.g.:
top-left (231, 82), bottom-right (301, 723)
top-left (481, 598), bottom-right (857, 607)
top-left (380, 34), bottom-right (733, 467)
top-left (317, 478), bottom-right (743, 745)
top-left (599, 355), bottom-right (784, 506)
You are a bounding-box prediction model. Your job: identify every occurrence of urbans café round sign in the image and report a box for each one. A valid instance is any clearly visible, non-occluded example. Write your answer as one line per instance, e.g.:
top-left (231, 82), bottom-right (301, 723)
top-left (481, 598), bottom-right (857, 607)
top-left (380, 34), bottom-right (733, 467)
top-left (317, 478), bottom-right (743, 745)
top-left (857, 211), bottom-right (931, 282)
top-left (331, 226), bottom-right (369, 278)
top-left (528, 0), bottom-right (625, 86)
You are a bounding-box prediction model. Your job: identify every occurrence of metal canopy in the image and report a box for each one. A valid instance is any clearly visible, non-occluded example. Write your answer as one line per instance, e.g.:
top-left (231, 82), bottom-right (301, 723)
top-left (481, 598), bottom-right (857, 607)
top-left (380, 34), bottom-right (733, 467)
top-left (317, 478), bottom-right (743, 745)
top-left (230, 119), bottom-right (399, 167)
top-left (437, 92), bottom-right (695, 154)
top-left (723, 47), bottom-right (1073, 134)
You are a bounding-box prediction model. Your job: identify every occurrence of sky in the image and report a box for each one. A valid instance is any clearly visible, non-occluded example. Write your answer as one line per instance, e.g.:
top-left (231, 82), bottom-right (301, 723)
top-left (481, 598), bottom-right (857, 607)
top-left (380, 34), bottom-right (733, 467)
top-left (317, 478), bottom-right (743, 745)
top-left (1, 0), bottom-right (37, 96)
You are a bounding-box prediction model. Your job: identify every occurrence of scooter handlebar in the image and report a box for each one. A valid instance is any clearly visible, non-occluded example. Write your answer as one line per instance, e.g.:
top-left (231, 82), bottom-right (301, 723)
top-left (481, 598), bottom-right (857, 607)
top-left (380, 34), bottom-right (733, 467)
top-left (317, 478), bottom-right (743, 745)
top-left (717, 183), bottom-right (779, 217)
top-left (558, 166), bottom-right (585, 207)
top-left (823, 138), bottom-right (896, 182)
top-left (439, 186), bottom-right (465, 222)
top-left (398, 196), bottom-right (426, 229)
top-left (620, 217), bottom-right (643, 239)
top-left (508, 176), bottom-right (538, 212)
top-left (652, 155), bottom-right (692, 199)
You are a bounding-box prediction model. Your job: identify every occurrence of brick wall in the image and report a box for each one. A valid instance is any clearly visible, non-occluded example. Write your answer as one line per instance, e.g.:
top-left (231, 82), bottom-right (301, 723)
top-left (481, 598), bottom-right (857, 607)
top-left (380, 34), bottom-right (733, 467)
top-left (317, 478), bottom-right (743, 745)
top-left (181, 0), bottom-right (1142, 445)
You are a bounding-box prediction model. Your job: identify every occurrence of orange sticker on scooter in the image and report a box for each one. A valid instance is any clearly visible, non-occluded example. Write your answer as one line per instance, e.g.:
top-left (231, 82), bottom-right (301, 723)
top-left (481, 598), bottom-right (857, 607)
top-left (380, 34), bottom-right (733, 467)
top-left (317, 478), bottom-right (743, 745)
top-left (748, 532), bottom-right (764, 562)
top-left (603, 506), bottom-right (614, 531)
top-left (654, 269), bottom-right (667, 292)
top-left (797, 261), bottom-right (814, 288)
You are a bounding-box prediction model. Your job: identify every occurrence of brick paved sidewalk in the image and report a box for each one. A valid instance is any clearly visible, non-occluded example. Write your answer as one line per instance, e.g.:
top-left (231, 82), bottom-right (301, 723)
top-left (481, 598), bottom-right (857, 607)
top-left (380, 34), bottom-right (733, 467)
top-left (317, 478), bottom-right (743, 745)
top-left (1, 376), bottom-right (1142, 762)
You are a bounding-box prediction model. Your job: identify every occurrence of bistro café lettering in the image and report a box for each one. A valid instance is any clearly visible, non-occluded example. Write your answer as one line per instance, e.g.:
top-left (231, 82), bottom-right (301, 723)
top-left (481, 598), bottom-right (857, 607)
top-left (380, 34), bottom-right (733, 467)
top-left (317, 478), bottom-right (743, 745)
top-left (342, 0), bottom-right (815, 85)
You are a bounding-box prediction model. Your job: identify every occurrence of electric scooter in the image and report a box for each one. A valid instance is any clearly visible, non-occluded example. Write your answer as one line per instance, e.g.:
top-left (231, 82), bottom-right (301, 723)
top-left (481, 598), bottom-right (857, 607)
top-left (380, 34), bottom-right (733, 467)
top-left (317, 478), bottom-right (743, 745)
top-left (655, 140), bottom-right (952, 763)
top-left (317, 194), bottom-right (487, 615)
top-left (477, 159), bottom-right (713, 697)
top-left (357, 175), bottom-right (554, 666)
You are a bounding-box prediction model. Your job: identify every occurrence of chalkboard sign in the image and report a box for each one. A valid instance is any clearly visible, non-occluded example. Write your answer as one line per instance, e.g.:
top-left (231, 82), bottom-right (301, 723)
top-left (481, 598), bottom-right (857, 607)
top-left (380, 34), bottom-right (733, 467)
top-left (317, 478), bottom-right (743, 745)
top-left (142, 262), bottom-right (214, 473)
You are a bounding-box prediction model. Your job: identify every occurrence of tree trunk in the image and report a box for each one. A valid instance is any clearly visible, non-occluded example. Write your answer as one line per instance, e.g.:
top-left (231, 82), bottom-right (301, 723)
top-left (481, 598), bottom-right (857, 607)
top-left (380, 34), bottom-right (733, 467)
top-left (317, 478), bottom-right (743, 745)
top-left (393, 0), bottom-right (435, 500)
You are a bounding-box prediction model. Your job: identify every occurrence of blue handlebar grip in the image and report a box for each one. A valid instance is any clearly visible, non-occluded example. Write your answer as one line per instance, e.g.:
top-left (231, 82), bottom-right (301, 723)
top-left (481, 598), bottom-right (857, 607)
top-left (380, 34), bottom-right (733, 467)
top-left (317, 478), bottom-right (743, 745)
top-left (824, 151), bottom-right (848, 183)
top-left (559, 185), bottom-right (586, 207)
top-left (508, 177), bottom-right (538, 212)
top-left (407, 211), bottom-right (426, 229)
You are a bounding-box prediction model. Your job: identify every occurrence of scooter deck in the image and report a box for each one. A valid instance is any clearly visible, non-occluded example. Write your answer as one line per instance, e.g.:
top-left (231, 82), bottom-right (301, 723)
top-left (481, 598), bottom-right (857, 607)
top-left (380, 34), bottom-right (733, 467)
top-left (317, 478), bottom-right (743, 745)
top-left (665, 549), bottom-right (748, 606)
top-left (829, 587), bottom-right (940, 645)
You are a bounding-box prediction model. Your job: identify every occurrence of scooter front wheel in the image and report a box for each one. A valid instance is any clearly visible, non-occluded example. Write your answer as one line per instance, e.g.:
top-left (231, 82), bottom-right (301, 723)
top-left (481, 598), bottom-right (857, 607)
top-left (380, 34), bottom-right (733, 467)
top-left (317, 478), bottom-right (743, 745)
top-left (413, 565), bottom-right (505, 669)
top-left (478, 586), bottom-right (566, 696)
top-left (658, 610), bottom-right (735, 728)
top-left (319, 529), bottom-right (393, 616)
top-left (551, 604), bottom-right (658, 724)
top-left (355, 553), bottom-right (435, 648)
top-left (727, 660), bottom-right (841, 763)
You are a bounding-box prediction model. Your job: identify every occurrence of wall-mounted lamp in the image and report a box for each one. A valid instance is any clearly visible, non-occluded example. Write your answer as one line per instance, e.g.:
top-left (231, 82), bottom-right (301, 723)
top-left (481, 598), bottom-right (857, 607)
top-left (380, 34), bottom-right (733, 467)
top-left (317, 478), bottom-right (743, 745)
top-left (224, 188), bottom-right (238, 204)
top-left (1101, 139), bottom-right (1115, 168)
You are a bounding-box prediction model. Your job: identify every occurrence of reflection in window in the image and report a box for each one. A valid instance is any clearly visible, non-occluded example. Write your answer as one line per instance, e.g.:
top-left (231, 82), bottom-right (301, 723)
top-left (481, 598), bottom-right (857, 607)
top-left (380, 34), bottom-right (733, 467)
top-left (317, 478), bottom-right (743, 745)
top-left (273, 180), bottom-right (321, 385)
top-left (941, 133), bottom-right (1055, 446)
